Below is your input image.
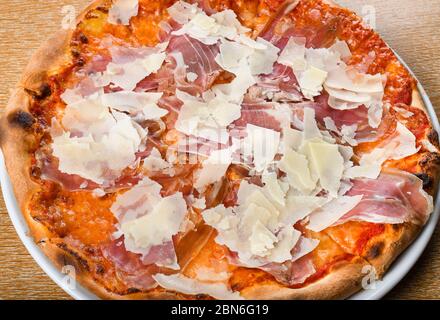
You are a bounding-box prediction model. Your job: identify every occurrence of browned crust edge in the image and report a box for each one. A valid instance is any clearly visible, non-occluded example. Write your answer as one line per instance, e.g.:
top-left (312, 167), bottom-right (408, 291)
top-left (0, 0), bottom-right (438, 300)
top-left (241, 257), bottom-right (369, 300)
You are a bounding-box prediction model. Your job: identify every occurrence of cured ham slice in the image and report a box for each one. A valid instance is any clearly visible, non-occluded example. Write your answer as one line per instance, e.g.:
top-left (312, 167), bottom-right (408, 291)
top-left (102, 238), bottom-right (158, 290)
top-left (262, 255), bottom-right (316, 286)
top-left (167, 35), bottom-right (222, 96)
top-left (232, 101), bottom-right (287, 132)
top-left (293, 92), bottom-right (394, 143)
top-left (254, 63), bottom-right (303, 102)
top-left (337, 169), bottom-right (433, 225)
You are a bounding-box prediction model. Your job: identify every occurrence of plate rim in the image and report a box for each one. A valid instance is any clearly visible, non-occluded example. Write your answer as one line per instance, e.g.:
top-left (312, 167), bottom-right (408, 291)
top-left (0, 54), bottom-right (438, 301)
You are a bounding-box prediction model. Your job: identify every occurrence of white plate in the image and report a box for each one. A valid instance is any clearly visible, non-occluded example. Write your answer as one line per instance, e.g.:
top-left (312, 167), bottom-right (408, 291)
top-left (0, 56), bottom-right (438, 301)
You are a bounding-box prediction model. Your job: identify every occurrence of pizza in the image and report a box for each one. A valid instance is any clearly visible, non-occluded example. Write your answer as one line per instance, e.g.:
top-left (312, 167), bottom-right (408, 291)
top-left (1, 0), bottom-right (439, 300)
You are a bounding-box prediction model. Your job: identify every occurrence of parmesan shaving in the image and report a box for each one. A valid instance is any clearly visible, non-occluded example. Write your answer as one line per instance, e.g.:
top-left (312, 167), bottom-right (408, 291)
top-left (108, 0), bottom-right (139, 25)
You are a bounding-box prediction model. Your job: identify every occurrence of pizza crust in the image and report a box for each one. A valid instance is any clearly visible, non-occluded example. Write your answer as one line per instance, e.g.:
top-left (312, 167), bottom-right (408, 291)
top-left (0, 0), bottom-right (439, 300)
top-left (241, 257), bottom-right (369, 300)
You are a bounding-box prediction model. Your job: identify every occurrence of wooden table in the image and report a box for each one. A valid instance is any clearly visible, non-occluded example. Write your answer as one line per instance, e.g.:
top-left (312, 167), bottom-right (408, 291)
top-left (0, 0), bottom-right (439, 300)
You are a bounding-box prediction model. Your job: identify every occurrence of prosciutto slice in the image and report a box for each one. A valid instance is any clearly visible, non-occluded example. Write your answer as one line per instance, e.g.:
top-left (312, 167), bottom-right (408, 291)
top-left (337, 169), bottom-right (433, 226)
top-left (167, 35), bottom-right (222, 96)
top-left (254, 63), bottom-right (303, 102)
top-left (102, 238), bottom-right (158, 290)
top-left (291, 92), bottom-right (395, 143)
top-left (232, 101), bottom-right (285, 132)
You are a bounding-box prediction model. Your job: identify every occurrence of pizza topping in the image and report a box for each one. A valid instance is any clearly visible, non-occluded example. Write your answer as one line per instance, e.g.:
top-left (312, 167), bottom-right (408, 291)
top-left (169, 1), bottom-right (250, 45)
top-left (202, 180), bottom-right (307, 267)
top-left (152, 273), bottom-right (243, 300)
top-left (277, 37), bottom-right (386, 133)
top-left (108, 0), bottom-right (139, 25)
top-left (94, 43), bottom-right (167, 91)
top-left (142, 148), bottom-right (171, 173)
top-left (194, 147), bottom-right (233, 191)
top-left (174, 89), bottom-right (241, 144)
top-left (306, 196), bottom-right (364, 232)
top-left (359, 122), bottom-right (420, 167)
top-left (111, 178), bottom-right (188, 269)
top-left (102, 239), bottom-right (158, 290)
top-left (242, 124), bottom-right (281, 172)
top-left (100, 91), bottom-right (168, 120)
top-left (337, 169), bottom-right (433, 225)
top-left (51, 111), bottom-right (146, 185)
top-left (168, 35), bottom-right (222, 96)
top-left (278, 108), bottom-right (345, 197)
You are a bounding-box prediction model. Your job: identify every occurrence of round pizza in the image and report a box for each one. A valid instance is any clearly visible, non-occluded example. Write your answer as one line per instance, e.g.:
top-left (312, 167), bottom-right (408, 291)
top-left (1, 0), bottom-right (439, 300)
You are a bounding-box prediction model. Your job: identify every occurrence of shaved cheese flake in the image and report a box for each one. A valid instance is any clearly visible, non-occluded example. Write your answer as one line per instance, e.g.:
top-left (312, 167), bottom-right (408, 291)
top-left (101, 91), bottom-right (168, 119)
top-left (104, 51), bottom-right (166, 91)
top-left (281, 195), bottom-right (330, 225)
top-left (281, 127), bottom-right (303, 152)
top-left (167, 0), bottom-right (199, 24)
top-left (108, 0), bottom-right (139, 25)
top-left (302, 140), bottom-right (344, 197)
top-left (172, 5), bottom-right (249, 45)
top-left (194, 147), bottom-right (232, 190)
top-left (278, 148), bottom-right (316, 194)
top-left (360, 122), bottom-right (419, 166)
top-left (143, 148), bottom-right (170, 172)
top-left (203, 180), bottom-right (306, 267)
top-left (243, 124), bottom-right (280, 172)
top-left (120, 192), bottom-right (186, 253)
top-left (422, 139), bottom-right (439, 153)
top-left (111, 178), bottom-right (187, 269)
top-left (262, 173), bottom-right (287, 206)
top-left (345, 163), bottom-right (381, 179)
top-left (248, 38), bottom-right (280, 75)
top-left (52, 112), bottom-right (145, 184)
top-left (298, 66), bottom-right (328, 99)
top-left (307, 195), bottom-right (363, 232)
top-left (215, 40), bottom-right (254, 72)
top-left (186, 72), bottom-right (198, 82)
top-left (277, 37), bottom-right (307, 71)
top-left (153, 274), bottom-right (243, 300)
top-left (175, 90), bottom-right (241, 143)
top-left (303, 107), bottom-right (322, 140)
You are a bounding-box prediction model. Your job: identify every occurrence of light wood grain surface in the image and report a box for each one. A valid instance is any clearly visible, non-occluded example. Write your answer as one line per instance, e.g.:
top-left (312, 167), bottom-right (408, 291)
top-left (0, 0), bottom-right (439, 300)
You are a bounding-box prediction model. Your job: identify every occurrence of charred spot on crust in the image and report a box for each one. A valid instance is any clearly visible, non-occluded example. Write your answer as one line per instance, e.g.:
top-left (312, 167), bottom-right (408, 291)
top-left (96, 264), bottom-right (105, 275)
top-left (71, 48), bottom-right (81, 58)
top-left (419, 152), bottom-right (440, 168)
top-left (127, 288), bottom-right (141, 294)
top-left (8, 110), bottom-right (35, 130)
top-left (24, 83), bottom-right (52, 101)
top-left (96, 6), bottom-right (109, 13)
top-left (366, 242), bottom-right (384, 260)
top-left (56, 243), bottom-right (90, 272)
top-left (428, 129), bottom-right (440, 147)
top-left (415, 173), bottom-right (432, 188)
top-left (76, 58), bottom-right (86, 67)
top-left (79, 33), bottom-right (89, 44)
